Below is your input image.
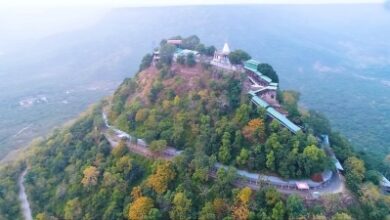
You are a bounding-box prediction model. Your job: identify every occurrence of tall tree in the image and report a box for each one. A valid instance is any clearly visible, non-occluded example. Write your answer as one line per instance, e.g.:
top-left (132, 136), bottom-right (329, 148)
top-left (139, 53), bottom-right (153, 71)
top-left (218, 132), bottom-right (232, 164)
top-left (242, 118), bottom-right (265, 143)
top-left (146, 161), bottom-right (176, 194)
top-left (81, 166), bottom-right (99, 187)
top-left (128, 196), bottom-right (154, 220)
top-left (286, 194), bottom-right (306, 219)
top-left (170, 192), bottom-right (192, 220)
top-left (199, 202), bottom-right (216, 220)
top-left (344, 156), bottom-right (366, 192)
top-left (271, 201), bottom-right (285, 220)
top-left (64, 198), bottom-right (82, 220)
top-left (257, 63), bottom-right (279, 83)
top-left (228, 49), bottom-right (251, 65)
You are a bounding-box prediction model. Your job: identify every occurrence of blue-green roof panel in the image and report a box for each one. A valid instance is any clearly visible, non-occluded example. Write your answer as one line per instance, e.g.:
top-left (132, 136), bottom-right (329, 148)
top-left (251, 96), bottom-right (270, 108)
top-left (244, 59), bottom-right (260, 69)
top-left (266, 107), bottom-right (301, 133)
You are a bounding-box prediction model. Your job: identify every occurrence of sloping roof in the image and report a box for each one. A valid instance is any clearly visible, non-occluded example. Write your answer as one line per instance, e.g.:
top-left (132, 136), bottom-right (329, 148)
top-left (296, 182), bottom-right (310, 190)
top-left (332, 157), bottom-right (344, 171)
top-left (244, 59), bottom-right (260, 71)
top-left (248, 91), bottom-right (301, 134)
top-left (244, 59), bottom-right (273, 83)
top-left (266, 107), bottom-right (301, 134)
top-left (252, 85), bottom-right (278, 94)
top-left (167, 39), bottom-right (182, 45)
top-left (251, 95), bottom-right (270, 108)
top-left (174, 48), bottom-right (198, 57)
top-left (381, 176), bottom-right (390, 187)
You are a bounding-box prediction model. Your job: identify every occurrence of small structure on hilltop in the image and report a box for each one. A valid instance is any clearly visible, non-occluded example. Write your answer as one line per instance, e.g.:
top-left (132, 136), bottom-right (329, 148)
top-left (244, 59), bottom-right (302, 134)
top-left (173, 48), bottom-right (200, 62)
top-left (167, 39), bottom-right (183, 46)
top-left (210, 42), bottom-right (236, 71)
top-left (244, 59), bottom-right (273, 87)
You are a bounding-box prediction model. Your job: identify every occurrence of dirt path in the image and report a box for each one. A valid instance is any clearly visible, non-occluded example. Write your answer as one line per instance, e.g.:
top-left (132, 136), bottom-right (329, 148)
top-left (18, 169), bottom-right (33, 220)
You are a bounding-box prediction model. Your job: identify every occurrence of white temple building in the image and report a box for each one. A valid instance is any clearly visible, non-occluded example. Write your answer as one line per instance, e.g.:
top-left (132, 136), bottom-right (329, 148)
top-left (210, 43), bottom-right (236, 71)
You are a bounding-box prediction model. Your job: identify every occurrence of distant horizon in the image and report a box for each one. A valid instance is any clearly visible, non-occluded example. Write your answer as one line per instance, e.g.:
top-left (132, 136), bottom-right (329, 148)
top-left (0, 0), bottom-right (385, 8)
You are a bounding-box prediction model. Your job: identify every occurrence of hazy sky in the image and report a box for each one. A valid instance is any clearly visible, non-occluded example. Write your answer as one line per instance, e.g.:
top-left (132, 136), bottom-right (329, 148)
top-left (0, 0), bottom-right (384, 7)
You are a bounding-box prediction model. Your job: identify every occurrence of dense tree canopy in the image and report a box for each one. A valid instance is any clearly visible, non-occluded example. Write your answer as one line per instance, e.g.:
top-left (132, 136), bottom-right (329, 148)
top-left (228, 49), bottom-right (251, 65)
top-left (257, 63), bottom-right (279, 83)
top-left (0, 36), bottom-right (384, 220)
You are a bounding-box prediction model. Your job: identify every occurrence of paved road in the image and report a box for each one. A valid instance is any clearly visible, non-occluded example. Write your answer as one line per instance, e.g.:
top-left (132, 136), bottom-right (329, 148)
top-left (102, 112), bottom-right (345, 196)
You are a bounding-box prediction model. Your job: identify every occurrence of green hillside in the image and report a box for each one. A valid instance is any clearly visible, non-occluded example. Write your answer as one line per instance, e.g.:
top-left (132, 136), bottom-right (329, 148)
top-left (0, 36), bottom-right (389, 220)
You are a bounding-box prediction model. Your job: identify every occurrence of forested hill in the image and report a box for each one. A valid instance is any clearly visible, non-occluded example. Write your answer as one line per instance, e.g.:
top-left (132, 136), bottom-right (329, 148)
top-left (0, 36), bottom-right (389, 220)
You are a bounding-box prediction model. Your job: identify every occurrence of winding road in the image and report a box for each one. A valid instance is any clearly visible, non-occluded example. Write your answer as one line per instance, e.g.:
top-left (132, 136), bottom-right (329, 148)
top-left (18, 169), bottom-right (33, 220)
top-left (102, 111), bottom-right (346, 197)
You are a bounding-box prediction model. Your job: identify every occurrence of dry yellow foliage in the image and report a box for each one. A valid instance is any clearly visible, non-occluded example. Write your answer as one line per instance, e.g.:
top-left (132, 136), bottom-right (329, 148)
top-left (81, 166), bottom-right (99, 187)
top-left (232, 204), bottom-right (249, 220)
top-left (128, 196), bottom-right (154, 220)
top-left (131, 186), bottom-right (142, 200)
top-left (242, 118), bottom-right (265, 143)
top-left (237, 187), bottom-right (252, 205)
top-left (146, 161), bottom-right (176, 194)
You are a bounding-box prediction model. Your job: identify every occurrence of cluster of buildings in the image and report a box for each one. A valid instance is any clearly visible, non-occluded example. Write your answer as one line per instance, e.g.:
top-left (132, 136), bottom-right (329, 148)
top-left (151, 40), bottom-right (301, 134)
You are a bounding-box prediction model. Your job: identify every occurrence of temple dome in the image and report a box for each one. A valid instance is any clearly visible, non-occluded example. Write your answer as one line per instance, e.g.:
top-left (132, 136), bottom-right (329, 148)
top-left (222, 42), bottom-right (230, 55)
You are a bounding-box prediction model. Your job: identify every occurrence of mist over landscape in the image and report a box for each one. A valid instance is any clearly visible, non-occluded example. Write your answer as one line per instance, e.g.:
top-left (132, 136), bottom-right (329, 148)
top-left (2, 2), bottom-right (390, 219)
top-left (1, 4), bottom-right (389, 165)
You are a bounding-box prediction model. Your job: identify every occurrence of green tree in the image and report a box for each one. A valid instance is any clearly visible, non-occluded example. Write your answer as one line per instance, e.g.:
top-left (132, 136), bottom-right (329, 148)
top-left (365, 170), bottom-right (381, 185)
top-left (139, 53), bottom-right (153, 71)
top-left (159, 43), bottom-right (176, 65)
top-left (265, 187), bottom-right (281, 207)
top-left (227, 76), bottom-right (242, 110)
top-left (199, 202), bottom-right (216, 220)
top-left (170, 192), bottom-right (192, 220)
top-left (344, 156), bottom-right (366, 192)
top-left (236, 149), bottom-right (250, 167)
top-left (332, 212), bottom-right (352, 220)
top-left (64, 198), bottom-right (82, 220)
top-left (271, 201), bottom-right (285, 220)
top-left (149, 139), bottom-right (168, 154)
top-left (218, 132), bottom-right (232, 164)
top-left (204, 46), bottom-right (216, 56)
top-left (228, 49), bottom-right (251, 65)
top-left (302, 145), bottom-right (329, 176)
top-left (186, 53), bottom-right (196, 67)
top-left (177, 55), bottom-right (185, 65)
top-left (266, 151), bottom-right (275, 171)
top-left (182, 35), bottom-right (200, 50)
top-left (112, 139), bottom-right (128, 158)
top-left (257, 63), bottom-right (279, 83)
top-left (286, 194), bottom-right (306, 219)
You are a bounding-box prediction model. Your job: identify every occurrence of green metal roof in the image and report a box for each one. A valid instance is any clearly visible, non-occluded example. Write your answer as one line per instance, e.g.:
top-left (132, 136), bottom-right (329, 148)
top-left (248, 91), bottom-right (301, 134)
top-left (244, 59), bottom-right (260, 70)
top-left (266, 107), bottom-right (301, 134)
top-left (244, 59), bottom-right (272, 83)
top-left (251, 96), bottom-right (270, 108)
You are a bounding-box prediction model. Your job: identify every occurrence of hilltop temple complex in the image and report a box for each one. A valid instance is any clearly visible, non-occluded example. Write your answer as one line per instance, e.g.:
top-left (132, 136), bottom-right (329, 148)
top-left (210, 43), bottom-right (237, 71)
top-left (152, 40), bottom-right (301, 134)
